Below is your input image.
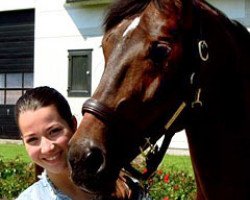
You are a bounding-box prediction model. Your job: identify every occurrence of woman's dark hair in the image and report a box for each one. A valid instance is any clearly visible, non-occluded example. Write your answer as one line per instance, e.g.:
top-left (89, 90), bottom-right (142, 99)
top-left (15, 86), bottom-right (74, 130)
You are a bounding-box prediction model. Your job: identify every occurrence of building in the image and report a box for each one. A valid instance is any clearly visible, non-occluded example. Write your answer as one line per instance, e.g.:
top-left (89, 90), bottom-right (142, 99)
top-left (0, 0), bottom-right (249, 153)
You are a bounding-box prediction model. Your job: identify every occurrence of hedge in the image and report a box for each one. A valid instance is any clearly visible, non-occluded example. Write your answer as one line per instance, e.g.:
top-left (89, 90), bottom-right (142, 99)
top-left (0, 156), bottom-right (196, 200)
top-left (0, 156), bottom-right (35, 200)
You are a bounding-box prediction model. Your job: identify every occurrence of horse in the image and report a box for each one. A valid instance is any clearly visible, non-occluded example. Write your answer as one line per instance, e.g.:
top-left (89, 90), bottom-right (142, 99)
top-left (68, 0), bottom-right (250, 199)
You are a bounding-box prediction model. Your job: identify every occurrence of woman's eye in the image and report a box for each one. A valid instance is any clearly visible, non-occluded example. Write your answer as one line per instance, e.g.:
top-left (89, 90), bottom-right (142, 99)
top-left (50, 128), bottom-right (62, 137)
top-left (25, 137), bottom-right (39, 145)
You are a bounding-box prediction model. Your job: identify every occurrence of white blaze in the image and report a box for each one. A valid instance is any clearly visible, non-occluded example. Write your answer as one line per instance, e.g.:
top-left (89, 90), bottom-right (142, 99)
top-left (123, 17), bottom-right (141, 37)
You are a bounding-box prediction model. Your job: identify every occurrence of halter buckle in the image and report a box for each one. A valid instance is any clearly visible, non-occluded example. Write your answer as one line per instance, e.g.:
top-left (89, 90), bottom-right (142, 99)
top-left (198, 40), bottom-right (209, 61)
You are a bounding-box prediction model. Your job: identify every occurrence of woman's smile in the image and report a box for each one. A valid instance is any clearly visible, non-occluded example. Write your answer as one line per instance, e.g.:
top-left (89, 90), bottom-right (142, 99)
top-left (42, 151), bottom-right (62, 163)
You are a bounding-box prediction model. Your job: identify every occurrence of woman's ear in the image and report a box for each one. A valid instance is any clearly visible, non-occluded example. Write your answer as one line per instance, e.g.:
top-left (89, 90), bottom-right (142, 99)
top-left (72, 115), bottom-right (77, 132)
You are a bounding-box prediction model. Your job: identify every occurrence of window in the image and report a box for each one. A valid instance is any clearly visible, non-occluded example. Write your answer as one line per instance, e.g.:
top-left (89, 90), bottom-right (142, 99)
top-left (68, 49), bottom-right (92, 97)
top-left (0, 72), bottom-right (33, 105)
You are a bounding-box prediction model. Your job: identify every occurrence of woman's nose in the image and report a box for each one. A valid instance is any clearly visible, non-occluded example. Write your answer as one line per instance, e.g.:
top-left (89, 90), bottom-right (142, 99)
top-left (41, 137), bottom-right (55, 154)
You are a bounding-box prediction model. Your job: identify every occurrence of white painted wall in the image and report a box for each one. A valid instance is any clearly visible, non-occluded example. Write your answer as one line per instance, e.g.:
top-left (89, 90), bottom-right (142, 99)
top-left (0, 0), bottom-right (35, 11)
top-left (208, 0), bottom-right (246, 18)
top-left (34, 0), bottom-right (106, 121)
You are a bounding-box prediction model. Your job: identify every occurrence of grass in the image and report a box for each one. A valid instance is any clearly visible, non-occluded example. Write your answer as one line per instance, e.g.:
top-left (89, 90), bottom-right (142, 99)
top-left (161, 154), bottom-right (194, 175)
top-left (0, 143), bottom-right (31, 162)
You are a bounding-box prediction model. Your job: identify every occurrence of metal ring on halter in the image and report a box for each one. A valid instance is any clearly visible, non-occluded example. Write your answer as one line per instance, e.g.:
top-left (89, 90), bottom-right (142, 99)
top-left (198, 40), bottom-right (209, 61)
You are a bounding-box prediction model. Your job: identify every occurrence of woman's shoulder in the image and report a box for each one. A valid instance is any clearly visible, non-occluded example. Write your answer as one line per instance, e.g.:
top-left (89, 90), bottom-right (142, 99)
top-left (16, 180), bottom-right (46, 200)
top-left (15, 175), bottom-right (54, 200)
top-left (16, 171), bottom-right (72, 200)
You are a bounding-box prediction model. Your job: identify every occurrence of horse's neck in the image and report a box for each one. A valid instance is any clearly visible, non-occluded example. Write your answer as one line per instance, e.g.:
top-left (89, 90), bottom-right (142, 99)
top-left (188, 7), bottom-right (250, 130)
top-left (185, 3), bottom-right (250, 198)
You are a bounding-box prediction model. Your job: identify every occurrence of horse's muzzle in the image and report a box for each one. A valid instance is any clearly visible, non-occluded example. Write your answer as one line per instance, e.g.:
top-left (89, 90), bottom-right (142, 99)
top-left (67, 139), bottom-right (111, 193)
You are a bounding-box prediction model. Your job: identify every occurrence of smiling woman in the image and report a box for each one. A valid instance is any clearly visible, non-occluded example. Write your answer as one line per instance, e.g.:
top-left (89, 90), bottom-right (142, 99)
top-left (14, 86), bottom-right (94, 200)
top-left (14, 86), bottom-right (148, 200)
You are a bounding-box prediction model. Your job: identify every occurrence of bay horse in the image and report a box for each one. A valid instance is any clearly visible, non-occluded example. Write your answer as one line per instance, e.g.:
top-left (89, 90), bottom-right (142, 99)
top-left (68, 0), bottom-right (250, 199)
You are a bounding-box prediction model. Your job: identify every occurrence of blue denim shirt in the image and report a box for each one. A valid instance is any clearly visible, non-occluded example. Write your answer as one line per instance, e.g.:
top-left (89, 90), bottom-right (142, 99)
top-left (16, 171), bottom-right (71, 200)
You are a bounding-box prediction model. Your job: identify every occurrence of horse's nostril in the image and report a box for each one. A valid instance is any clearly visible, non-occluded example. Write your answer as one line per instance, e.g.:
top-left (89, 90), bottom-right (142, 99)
top-left (83, 148), bottom-right (105, 174)
top-left (68, 146), bottom-right (105, 175)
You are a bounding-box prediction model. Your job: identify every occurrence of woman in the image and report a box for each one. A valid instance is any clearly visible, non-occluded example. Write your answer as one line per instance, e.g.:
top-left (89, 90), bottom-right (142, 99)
top-left (15, 86), bottom-right (138, 200)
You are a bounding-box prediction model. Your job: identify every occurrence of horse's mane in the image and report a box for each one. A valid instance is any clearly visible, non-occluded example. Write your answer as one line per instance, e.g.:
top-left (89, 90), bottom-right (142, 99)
top-left (103, 0), bottom-right (151, 32)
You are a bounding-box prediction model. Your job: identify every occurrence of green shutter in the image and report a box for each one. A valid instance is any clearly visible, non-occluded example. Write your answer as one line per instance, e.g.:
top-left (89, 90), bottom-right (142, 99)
top-left (68, 49), bottom-right (92, 97)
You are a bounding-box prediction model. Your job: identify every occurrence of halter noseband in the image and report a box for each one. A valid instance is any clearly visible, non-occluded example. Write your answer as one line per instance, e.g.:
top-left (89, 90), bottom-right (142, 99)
top-left (82, 98), bottom-right (116, 124)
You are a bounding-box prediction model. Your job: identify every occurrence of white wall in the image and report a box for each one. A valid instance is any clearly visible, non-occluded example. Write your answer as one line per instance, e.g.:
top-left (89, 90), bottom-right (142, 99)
top-left (0, 0), bottom-right (35, 11)
top-left (34, 0), bottom-right (106, 121)
top-left (207, 0), bottom-right (250, 28)
top-left (208, 0), bottom-right (246, 18)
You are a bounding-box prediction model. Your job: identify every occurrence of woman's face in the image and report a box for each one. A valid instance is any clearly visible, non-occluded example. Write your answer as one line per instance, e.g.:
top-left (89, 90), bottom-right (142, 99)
top-left (19, 105), bottom-right (75, 174)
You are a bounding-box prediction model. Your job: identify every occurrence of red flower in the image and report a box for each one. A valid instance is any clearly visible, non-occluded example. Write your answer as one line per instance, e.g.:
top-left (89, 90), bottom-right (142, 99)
top-left (163, 197), bottom-right (169, 200)
top-left (163, 173), bottom-right (170, 183)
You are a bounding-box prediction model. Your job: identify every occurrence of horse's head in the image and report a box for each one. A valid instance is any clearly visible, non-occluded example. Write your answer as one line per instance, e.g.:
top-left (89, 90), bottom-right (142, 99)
top-left (68, 0), bottom-right (197, 194)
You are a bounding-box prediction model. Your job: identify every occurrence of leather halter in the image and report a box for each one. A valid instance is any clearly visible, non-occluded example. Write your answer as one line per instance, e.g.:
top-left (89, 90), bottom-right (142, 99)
top-left (82, 98), bottom-right (116, 124)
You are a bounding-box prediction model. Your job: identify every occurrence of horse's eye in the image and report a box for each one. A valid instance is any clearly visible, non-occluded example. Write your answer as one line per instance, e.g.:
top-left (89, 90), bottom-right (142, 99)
top-left (150, 41), bottom-right (172, 63)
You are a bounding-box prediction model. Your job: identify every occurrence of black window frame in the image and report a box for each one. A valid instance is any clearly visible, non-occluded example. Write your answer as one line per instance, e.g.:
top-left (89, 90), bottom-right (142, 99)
top-left (0, 72), bottom-right (33, 105)
top-left (68, 49), bottom-right (92, 97)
